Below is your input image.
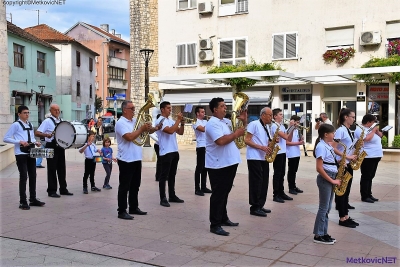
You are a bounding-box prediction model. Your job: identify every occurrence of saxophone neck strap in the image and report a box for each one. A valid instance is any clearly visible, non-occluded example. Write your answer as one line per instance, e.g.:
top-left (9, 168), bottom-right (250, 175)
top-left (259, 119), bottom-right (272, 141)
top-left (342, 125), bottom-right (354, 142)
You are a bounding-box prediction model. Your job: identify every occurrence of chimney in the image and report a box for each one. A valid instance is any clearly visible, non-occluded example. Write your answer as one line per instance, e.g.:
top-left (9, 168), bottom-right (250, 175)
top-left (115, 34), bottom-right (121, 38)
top-left (111, 29), bottom-right (115, 35)
top-left (100, 24), bottom-right (109, 32)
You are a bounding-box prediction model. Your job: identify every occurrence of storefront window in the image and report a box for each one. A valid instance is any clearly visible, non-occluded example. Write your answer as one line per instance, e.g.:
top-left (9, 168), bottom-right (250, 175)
top-left (367, 85), bottom-right (389, 129)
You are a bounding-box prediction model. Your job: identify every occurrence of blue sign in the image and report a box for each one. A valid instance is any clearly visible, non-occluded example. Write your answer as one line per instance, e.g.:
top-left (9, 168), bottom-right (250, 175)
top-left (115, 93), bottom-right (126, 97)
top-left (106, 96), bottom-right (116, 100)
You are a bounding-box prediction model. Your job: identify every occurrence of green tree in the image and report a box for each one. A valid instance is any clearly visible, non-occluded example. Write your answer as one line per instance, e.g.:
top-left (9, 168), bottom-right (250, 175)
top-left (354, 55), bottom-right (400, 84)
top-left (95, 95), bottom-right (103, 114)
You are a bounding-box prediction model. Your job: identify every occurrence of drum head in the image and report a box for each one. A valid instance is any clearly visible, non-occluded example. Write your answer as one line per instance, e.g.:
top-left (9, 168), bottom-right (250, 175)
top-left (54, 121), bottom-right (75, 148)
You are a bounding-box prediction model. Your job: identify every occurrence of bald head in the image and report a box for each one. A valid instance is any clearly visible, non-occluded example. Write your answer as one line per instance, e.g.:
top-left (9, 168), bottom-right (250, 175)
top-left (49, 104), bottom-right (60, 118)
top-left (260, 107), bottom-right (273, 124)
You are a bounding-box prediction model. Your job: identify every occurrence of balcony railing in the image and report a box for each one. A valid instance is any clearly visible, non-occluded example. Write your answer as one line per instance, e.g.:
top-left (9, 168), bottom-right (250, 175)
top-left (108, 56), bottom-right (128, 69)
top-left (108, 78), bottom-right (128, 90)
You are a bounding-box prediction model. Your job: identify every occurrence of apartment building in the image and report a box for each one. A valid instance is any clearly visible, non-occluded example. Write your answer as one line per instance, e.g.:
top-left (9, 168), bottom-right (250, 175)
top-left (153, 0), bottom-right (400, 146)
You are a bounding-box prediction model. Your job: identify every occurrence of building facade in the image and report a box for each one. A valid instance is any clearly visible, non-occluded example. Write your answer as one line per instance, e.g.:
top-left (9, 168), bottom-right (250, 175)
top-left (25, 24), bottom-right (98, 122)
top-left (154, 0), bottom-right (400, 146)
top-left (65, 22), bottom-right (131, 118)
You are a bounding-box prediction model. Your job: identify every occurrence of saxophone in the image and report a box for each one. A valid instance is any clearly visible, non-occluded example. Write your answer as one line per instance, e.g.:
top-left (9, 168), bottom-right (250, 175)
top-left (349, 123), bottom-right (367, 170)
top-left (333, 140), bottom-right (353, 196)
top-left (265, 122), bottom-right (281, 163)
top-left (132, 93), bottom-right (157, 146)
top-left (231, 92), bottom-right (249, 149)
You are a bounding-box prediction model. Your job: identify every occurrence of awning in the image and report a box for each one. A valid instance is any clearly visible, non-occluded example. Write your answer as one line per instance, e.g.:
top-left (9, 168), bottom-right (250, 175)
top-left (162, 90), bottom-right (271, 105)
top-left (106, 108), bottom-right (122, 116)
top-left (12, 90), bottom-right (33, 97)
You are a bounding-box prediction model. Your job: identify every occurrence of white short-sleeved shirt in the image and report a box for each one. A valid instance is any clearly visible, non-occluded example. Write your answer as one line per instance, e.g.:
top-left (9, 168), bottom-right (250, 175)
top-left (83, 143), bottom-right (98, 159)
top-left (155, 116), bottom-right (178, 156)
top-left (270, 122), bottom-right (287, 154)
top-left (334, 125), bottom-right (355, 163)
top-left (3, 120), bottom-right (37, 155)
top-left (354, 126), bottom-right (383, 158)
top-left (115, 116), bottom-right (142, 162)
top-left (193, 119), bottom-right (207, 148)
top-left (286, 129), bottom-right (301, 158)
top-left (315, 139), bottom-right (338, 173)
top-left (246, 119), bottom-right (270, 160)
top-left (205, 116), bottom-right (241, 169)
top-left (37, 116), bottom-right (61, 142)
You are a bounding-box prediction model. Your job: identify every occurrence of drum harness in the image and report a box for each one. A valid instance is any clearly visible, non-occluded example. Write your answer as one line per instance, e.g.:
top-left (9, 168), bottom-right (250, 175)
top-left (16, 120), bottom-right (34, 153)
top-left (49, 117), bottom-right (62, 147)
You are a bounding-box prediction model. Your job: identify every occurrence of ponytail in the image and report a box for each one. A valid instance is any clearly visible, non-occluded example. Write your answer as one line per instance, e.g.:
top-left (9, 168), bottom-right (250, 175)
top-left (313, 137), bottom-right (321, 158)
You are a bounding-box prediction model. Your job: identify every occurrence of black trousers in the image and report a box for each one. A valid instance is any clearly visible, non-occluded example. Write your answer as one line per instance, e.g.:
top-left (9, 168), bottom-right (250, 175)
top-left (247, 160), bottom-right (269, 211)
top-left (287, 156), bottom-right (300, 189)
top-left (45, 143), bottom-right (67, 194)
top-left (273, 153), bottom-right (286, 197)
top-left (159, 152), bottom-right (179, 200)
top-left (195, 147), bottom-right (208, 190)
top-left (154, 144), bottom-right (161, 181)
top-left (209, 164), bottom-right (238, 228)
top-left (83, 159), bottom-right (97, 188)
top-left (117, 160), bottom-right (142, 213)
top-left (15, 154), bottom-right (37, 203)
top-left (360, 157), bottom-right (381, 200)
top-left (335, 164), bottom-right (353, 217)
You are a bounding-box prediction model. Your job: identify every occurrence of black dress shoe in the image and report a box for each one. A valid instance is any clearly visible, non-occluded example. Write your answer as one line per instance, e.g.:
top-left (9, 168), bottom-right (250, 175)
top-left (250, 209), bottom-right (267, 217)
top-left (129, 208), bottom-right (147, 215)
top-left (370, 196), bottom-right (379, 201)
top-left (169, 195), bottom-right (184, 203)
top-left (210, 226), bottom-right (229, 236)
top-left (195, 190), bottom-right (204, 196)
top-left (288, 188), bottom-right (298, 195)
top-left (29, 198), bottom-right (45, 206)
top-left (221, 219), bottom-right (239, 226)
top-left (48, 193), bottom-right (60, 198)
top-left (362, 197), bottom-right (374, 203)
top-left (339, 219), bottom-right (356, 228)
top-left (118, 212), bottom-right (133, 220)
top-left (281, 194), bottom-right (293, 201)
top-left (160, 197), bottom-right (170, 207)
top-left (294, 187), bottom-right (303, 193)
top-left (261, 208), bottom-right (271, 213)
top-left (201, 187), bottom-right (212, 193)
top-left (273, 196), bottom-right (285, 203)
top-left (60, 191), bottom-right (73, 196)
top-left (347, 217), bottom-right (359, 226)
top-left (347, 204), bottom-right (355, 209)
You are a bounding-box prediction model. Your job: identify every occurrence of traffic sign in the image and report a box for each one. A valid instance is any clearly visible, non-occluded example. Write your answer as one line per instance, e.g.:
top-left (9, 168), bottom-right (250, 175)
top-left (106, 96), bottom-right (116, 100)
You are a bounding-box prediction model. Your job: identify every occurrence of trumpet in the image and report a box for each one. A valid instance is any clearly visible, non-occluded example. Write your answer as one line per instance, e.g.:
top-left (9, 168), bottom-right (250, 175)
top-left (170, 113), bottom-right (197, 124)
top-left (297, 125), bottom-right (310, 132)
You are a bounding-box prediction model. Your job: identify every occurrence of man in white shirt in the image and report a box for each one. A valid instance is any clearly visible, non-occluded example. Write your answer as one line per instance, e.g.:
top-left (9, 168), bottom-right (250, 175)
top-left (315, 112), bottom-right (333, 130)
top-left (192, 106), bottom-right (212, 196)
top-left (115, 100), bottom-right (160, 220)
top-left (3, 106), bottom-right (44, 210)
top-left (155, 101), bottom-right (185, 207)
top-left (206, 97), bottom-right (246, 236)
top-left (244, 107), bottom-right (273, 217)
top-left (286, 115), bottom-right (304, 195)
top-left (35, 104), bottom-right (73, 198)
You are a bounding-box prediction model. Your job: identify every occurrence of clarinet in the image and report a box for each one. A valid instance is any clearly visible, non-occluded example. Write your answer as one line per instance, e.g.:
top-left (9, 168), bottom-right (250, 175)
top-left (298, 127), bottom-right (308, 156)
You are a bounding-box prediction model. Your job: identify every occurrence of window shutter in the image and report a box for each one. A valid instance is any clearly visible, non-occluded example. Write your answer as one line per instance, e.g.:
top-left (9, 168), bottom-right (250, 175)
top-left (190, 0), bottom-right (197, 8)
top-left (187, 43), bottom-right (196, 65)
top-left (273, 35), bottom-right (284, 59)
top-left (235, 39), bottom-right (246, 58)
top-left (325, 28), bottom-right (354, 47)
top-left (386, 22), bottom-right (400, 39)
top-left (220, 40), bottom-right (233, 59)
top-left (286, 33), bottom-right (297, 58)
top-left (177, 44), bottom-right (186, 65)
top-left (237, 0), bottom-right (248, 13)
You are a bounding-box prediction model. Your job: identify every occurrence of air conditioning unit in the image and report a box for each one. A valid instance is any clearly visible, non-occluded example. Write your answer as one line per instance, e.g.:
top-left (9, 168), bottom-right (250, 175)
top-left (360, 31), bottom-right (381, 46)
top-left (199, 39), bottom-right (212, 50)
top-left (198, 2), bottom-right (213, 14)
top-left (86, 104), bottom-right (92, 110)
top-left (198, 50), bottom-right (214, 61)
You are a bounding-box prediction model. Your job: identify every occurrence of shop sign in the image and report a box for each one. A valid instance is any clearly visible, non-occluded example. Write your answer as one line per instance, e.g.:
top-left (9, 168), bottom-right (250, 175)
top-left (281, 87), bottom-right (311, 94)
top-left (357, 96), bottom-right (365, 102)
top-left (368, 86), bottom-right (388, 100)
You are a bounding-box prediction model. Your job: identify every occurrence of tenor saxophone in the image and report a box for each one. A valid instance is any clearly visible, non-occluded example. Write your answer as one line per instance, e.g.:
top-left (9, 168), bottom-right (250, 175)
top-left (265, 122), bottom-right (281, 163)
top-left (349, 123), bottom-right (367, 170)
top-left (333, 140), bottom-right (353, 196)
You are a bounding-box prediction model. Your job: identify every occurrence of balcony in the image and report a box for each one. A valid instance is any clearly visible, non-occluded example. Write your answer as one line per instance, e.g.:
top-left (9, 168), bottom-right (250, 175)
top-left (108, 78), bottom-right (128, 90)
top-left (108, 56), bottom-right (128, 69)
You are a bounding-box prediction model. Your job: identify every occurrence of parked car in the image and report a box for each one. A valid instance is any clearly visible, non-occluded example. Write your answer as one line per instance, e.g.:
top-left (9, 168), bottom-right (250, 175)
top-left (101, 116), bottom-right (115, 133)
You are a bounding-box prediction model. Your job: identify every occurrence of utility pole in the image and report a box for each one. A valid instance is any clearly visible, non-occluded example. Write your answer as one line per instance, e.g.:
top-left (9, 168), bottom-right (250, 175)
top-left (25, 9), bottom-right (47, 25)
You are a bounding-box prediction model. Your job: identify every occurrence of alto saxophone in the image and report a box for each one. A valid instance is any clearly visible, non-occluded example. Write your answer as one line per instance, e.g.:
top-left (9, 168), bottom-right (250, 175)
top-left (349, 123), bottom-right (367, 170)
top-left (265, 122), bottom-right (281, 163)
top-left (333, 140), bottom-right (353, 196)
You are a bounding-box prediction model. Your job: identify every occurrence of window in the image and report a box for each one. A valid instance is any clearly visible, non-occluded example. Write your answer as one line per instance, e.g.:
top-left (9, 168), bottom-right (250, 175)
top-left (178, 0), bottom-right (196, 9)
top-left (77, 81), bottom-right (81, 97)
top-left (219, 38), bottom-right (247, 65)
top-left (272, 32), bottom-right (298, 60)
top-left (108, 67), bottom-right (125, 80)
top-left (109, 49), bottom-right (116, 58)
top-left (177, 43), bottom-right (196, 67)
top-left (325, 27), bottom-right (354, 49)
top-left (13, 44), bottom-right (24, 68)
top-left (219, 0), bottom-right (248, 16)
top-left (221, 0), bottom-right (234, 4)
top-left (37, 51), bottom-right (45, 73)
top-left (89, 58), bottom-right (93, 72)
top-left (76, 51), bottom-right (81, 66)
top-left (89, 84), bottom-right (93, 98)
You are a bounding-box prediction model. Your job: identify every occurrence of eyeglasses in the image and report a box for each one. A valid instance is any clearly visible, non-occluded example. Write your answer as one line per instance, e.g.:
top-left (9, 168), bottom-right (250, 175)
top-left (21, 111), bottom-right (30, 114)
top-left (124, 107), bottom-right (135, 111)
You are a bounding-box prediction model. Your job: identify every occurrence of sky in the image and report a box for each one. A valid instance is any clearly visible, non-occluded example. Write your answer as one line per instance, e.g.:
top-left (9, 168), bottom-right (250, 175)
top-left (5, 0), bottom-right (130, 41)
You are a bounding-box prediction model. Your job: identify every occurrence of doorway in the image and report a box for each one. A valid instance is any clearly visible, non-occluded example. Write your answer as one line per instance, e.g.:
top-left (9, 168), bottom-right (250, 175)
top-left (283, 102), bottom-right (312, 143)
top-left (323, 100), bottom-right (356, 128)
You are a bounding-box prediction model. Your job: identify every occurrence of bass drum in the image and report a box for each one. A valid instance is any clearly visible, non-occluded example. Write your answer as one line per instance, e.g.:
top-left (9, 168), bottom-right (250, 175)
top-left (54, 121), bottom-right (88, 149)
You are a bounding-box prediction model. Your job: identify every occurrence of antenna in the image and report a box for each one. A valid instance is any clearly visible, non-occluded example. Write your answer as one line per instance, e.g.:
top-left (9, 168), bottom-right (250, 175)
top-left (6, 13), bottom-right (12, 23)
top-left (25, 9), bottom-right (47, 25)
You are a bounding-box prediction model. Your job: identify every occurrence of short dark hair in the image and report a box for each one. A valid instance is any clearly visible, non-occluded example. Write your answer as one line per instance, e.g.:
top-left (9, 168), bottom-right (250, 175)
top-left (160, 101), bottom-right (171, 110)
top-left (290, 115), bottom-right (300, 121)
top-left (156, 114), bottom-right (161, 119)
top-left (209, 98), bottom-right (224, 113)
top-left (272, 108), bottom-right (282, 118)
top-left (195, 106), bottom-right (205, 114)
top-left (88, 131), bottom-right (96, 136)
top-left (362, 114), bottom-right (377, 124)
top-left (17, 105), bottom-right (29, 114)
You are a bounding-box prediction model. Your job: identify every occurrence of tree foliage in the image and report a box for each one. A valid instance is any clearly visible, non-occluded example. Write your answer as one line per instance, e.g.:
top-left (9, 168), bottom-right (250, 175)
top-left (95, 95), bottom-right (103, 114)
top-left (354, 55), bottom-right (400, 85)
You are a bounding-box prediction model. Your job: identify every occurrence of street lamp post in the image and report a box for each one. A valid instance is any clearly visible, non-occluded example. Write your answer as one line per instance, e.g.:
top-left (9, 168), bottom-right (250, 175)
top-left (140, 48), bottom-right (154, 147)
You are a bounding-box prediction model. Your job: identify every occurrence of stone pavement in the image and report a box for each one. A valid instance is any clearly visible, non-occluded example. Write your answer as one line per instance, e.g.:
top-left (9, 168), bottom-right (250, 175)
top-left (1, 144), bottom-right (399, 267)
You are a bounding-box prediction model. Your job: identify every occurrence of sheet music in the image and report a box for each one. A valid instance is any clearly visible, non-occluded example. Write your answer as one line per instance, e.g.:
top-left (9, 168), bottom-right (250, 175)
top-left (381, 125), bottom-right (393, 132)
